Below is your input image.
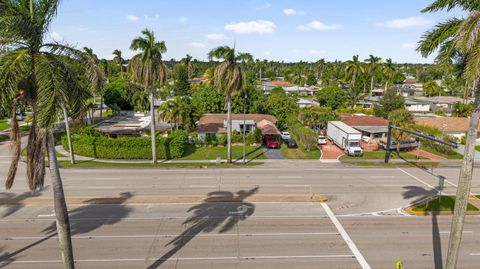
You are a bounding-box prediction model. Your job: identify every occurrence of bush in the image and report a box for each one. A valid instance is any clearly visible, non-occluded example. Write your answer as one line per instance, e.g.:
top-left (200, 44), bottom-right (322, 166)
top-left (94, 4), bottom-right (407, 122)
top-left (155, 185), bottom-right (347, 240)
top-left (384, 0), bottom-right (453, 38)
top-left (218, 134), bottom-right (227, 146)
top-left (169, 130), bottom-right (189, 158)
top-left (205, 134), bottom-right (218, 146)
top-left (62, 129), bottom-right (189, 159)
top-left (287, 116), bottom-right (318, 152)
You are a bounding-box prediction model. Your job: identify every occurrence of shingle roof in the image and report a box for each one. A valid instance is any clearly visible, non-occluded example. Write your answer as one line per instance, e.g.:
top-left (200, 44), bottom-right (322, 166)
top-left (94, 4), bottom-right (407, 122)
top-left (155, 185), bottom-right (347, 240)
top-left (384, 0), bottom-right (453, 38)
top-left (414, 117), bottom-right (478, 132)
top-left (340, 114), bottom-right (389, 127)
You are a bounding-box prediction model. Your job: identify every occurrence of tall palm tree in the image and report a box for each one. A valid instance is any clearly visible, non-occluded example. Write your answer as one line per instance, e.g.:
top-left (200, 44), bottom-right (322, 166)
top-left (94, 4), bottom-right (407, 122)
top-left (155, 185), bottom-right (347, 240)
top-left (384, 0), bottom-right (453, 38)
top-left (383, 58), bottom-right (397, 90)
top-left (315, 58), bottom-right (326, 85)
top-left (0, 0), bottom-right (96, 267)
top-left (418, 1), bottom-right (480, 268)
top-left (128, 29), bottom-right (167, 164)
top-left (181, 54), bottom-right (193, 79)
top-left (112, 49), bottom-right (125, 77)
top-left (158, 99), bottom-right (179, 129)
top-left (208, 46), bottom-right (253, 163)
top-left (365, 55), bottom-right (382, 92)
top-left (345, 55), bottom-right (365, 90)
top-left (83, 47), bottom-right (105, 123)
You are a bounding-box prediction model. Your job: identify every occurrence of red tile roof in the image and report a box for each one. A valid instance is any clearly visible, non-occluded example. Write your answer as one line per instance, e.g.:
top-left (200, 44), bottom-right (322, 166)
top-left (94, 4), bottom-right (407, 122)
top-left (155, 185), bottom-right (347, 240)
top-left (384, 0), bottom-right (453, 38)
top-left (269, 80), bottom-right (293, 86)
top-left (341, 115), bottom-right (389, 127)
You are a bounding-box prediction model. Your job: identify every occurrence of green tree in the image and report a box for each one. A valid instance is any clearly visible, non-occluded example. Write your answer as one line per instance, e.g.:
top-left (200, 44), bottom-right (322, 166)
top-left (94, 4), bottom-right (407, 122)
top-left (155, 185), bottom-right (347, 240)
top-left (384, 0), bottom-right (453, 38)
top-left (345, 55), bottom-right (365, 89)
top-left (383, 58), bottom-right (397, 90)
top-left (266, 90), bottom-right (298, 129)
top-left (316, 86), bottom-right (347, 109)
top-left (365, 55), bottom-right (382, 92)
top-left (306, 73), bottom-right (317, 86)
top-left (451, 102), bottom-right (473, 117)
top-left (424, 80), bottom-right (442, 96)
top-left (300, 107), bottom-right (339, 129)
top-left (181, 54), bottom-right (193, 79)
top-left (208, 46), bottom-right (253, 163)
top-left (112, 49), bottom-right (125, 77)
top-left (0, 0), bottom-right (97, 267)
top-left (128, 29), bottom-right (167, 164)
top-left (191, 86), bottom-right (224, 119)
top-left (417, 2), bottom-right (480, 266)
top-left (388, 108), bottom-right (414, 152)
top-left (173, 63), bottom-right (191, 96)
top-left (374, 90), bottom-right (405, 118)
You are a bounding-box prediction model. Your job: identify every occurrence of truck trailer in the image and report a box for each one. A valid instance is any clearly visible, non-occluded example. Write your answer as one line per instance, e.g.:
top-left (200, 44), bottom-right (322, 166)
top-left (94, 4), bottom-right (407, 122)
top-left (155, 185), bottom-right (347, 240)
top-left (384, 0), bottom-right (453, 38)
top-left (327, 121), bottom-right (363, 156)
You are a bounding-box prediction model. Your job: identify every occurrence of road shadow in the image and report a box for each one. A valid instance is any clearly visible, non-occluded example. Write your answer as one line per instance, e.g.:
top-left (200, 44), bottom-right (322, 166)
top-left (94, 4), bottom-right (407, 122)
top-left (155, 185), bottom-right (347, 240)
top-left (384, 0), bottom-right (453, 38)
top-left (234, 146), bottom-right (264, 163)
top-left (0, 247), bottom-right (14, 268)
top-left (403, 185), bottom-right (444, 269)
top-left (147, 187), bottom-right (259, 269)
top-left (0, 190), bottom-right (45, 218)
top-left (0, 192), bottom-right (133, 265)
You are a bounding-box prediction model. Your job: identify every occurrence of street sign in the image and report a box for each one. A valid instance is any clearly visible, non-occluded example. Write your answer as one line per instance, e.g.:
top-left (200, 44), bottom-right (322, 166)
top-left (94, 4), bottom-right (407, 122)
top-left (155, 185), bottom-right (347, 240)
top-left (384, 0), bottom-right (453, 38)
top-left (396, 261), bottom-right (403, 269)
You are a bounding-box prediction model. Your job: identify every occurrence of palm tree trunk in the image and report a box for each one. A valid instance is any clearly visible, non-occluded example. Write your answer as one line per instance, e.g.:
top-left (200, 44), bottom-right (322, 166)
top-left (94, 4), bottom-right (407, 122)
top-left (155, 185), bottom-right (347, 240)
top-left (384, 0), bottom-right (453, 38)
top-left (370, 76), bottom-right (374, 92)
top-left (62, 106), bottom-right (75, 164)
top-left (46, 132), bottom-right (75, 269)
top-left (227, 95), bottom-right (232, 163)
top-left (445, 78), bottom-right (480, 269)
top-left (99, 95), bottom-right (103, 121)
top-left (150, 90), bottom-right (157, 163)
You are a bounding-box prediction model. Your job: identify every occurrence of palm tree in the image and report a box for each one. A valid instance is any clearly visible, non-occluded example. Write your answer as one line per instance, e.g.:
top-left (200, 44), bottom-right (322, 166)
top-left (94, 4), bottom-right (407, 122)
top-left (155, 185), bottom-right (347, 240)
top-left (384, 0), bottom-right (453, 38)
top-left (208, 46), bottom-right (253, 163)
top-left (345, 55), bottom-right (365, 90)
top-left (158, 99), bottom-right (179, 129)
top-left (181, 54), bottom-right (193, 79)
top-left (383, 58), bottom-right (396, 90)
top-left (365, 55), bottom-right (382, 92)
top-left (0, 0), bottom-right (96, 267)
top-left (128, 29), bottom-right (167, 164)
top-left (315, 58), bottom-right (326, 85)
top-left (83, 47), bottom-right (105, 123)
top-left (112, 49), bottom-right (125, 77)
top-left (418, 1), bottom-right (480, 268)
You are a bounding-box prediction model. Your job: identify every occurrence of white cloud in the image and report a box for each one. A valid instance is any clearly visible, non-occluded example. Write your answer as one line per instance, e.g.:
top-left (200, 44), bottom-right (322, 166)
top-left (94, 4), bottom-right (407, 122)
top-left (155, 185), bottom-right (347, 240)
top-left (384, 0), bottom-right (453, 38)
top-left (377, 16), bottom-right (433, 29)
top-left (298, 20), bottom-right (341, 31)
top-left (188, 42), bottom-right (206, 49)
top-left (50, 31), bottom-right (62, 41)
top-left (283, 8), bottom-right (305, 16)
top-left (309, 49), bottom-right (327, 55)
top-left (179, 17), bottom-right (188, 23)
top-left (144, 14), bottom-right (160, 21)
top-left (402, 43), bottom-right (416, 49)
top-left (126, 15), bottom-right (140, 22)
top-left (225, 20), bottom-right (276, 34)
top-left (205, 33), bottom-right (229, 40)
top-left (265, 2), bottom-right (271, 8)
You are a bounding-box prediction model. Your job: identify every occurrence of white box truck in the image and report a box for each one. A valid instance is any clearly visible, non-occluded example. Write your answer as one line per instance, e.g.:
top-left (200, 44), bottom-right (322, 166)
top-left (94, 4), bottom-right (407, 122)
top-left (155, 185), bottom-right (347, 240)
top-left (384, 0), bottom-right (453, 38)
top-left (327, 121), bottom-right (363, 156)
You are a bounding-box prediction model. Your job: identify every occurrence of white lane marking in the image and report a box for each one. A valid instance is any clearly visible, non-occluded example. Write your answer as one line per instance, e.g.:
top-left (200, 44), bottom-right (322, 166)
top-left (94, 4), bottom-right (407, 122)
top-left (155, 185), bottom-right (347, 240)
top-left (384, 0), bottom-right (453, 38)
top-left (470, 253), bottom-right (480, 256)
top-left (0, 255), bottom-right (355, 264)
top-left (4, 232), bottom-right (340, 240)
top-left (321, 203), bottom-right (371, 269)
top-left (186, 176), bottom-right (215, 179)
top-left (397, 168), bottom-right (437, 191)
top-left (37, 213), bottom-right (55, 218)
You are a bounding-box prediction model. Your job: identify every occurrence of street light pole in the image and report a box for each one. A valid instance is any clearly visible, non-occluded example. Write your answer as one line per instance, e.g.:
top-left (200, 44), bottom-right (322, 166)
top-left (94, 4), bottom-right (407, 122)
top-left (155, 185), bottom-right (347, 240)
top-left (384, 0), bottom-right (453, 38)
top-left (243, 91), bottom-right (248, 164)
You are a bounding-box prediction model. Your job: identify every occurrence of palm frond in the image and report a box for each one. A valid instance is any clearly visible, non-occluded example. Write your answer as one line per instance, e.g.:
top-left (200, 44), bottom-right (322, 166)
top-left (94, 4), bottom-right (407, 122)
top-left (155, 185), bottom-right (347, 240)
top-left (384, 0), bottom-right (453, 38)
top-left (418, 18), bottom-right (463, 57)
top-left (422, 0), bottom-right (480, 13)
top-left (0, 49), bottom-right (30, 106)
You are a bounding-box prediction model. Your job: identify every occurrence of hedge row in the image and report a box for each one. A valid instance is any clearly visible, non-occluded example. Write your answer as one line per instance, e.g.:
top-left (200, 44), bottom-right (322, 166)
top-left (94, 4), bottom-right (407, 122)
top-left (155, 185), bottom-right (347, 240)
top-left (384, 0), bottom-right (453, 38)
top-left (62, 130), bottom-right (188, 159)
top-left (287, 116), bottom-right (318, 152)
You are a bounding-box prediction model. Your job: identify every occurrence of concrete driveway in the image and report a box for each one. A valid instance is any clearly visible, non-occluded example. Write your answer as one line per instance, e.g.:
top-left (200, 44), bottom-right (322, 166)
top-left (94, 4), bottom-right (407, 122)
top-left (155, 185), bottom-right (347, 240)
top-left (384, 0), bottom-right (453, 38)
top-left (264, 147), bottom-right (284, 159)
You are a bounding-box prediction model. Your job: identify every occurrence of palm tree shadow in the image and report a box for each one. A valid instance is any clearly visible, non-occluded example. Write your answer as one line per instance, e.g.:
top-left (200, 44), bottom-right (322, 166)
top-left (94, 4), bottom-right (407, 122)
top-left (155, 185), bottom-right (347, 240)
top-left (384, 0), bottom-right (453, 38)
top-left (403, 185), bottom-right (443, 269)
top-left (0, 192), bottom-right (134, 265)
top-left (0, 190), bottom-right (45, 218)
top-left (0, 247), bottom-right (15, 268)
top-left (147, 187), bottom-right (259, 269)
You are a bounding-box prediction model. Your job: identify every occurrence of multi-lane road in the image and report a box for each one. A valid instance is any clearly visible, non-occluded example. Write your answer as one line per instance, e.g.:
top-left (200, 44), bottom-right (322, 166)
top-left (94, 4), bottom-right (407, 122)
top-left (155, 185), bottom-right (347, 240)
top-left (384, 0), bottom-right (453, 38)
top-left (1, 141), bottom-right (480, 268)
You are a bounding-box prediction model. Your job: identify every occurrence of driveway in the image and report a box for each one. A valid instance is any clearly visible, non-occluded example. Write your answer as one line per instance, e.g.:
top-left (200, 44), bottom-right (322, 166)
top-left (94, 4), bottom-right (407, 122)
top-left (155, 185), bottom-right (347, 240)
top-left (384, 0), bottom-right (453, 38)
top-left (455, 144), bottom-right (480, 161)
top-left (264, 147), bottom-right (284, 159)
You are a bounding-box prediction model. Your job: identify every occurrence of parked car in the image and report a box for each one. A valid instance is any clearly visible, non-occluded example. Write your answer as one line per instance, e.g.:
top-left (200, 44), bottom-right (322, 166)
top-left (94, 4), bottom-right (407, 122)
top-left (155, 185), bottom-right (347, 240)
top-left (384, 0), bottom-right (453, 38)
top-left (317, 135), bottom-right (327, 145)
top-left (280, 131), bottom-right (291, 141)
top-left (15, 113), bottom-right (24, 121)
top-left (264, 135), bottom-right (280, 149)
top-left (285, 138), bottom-right (297, 148)
top-left (362, 136), bottom-right (371, 143)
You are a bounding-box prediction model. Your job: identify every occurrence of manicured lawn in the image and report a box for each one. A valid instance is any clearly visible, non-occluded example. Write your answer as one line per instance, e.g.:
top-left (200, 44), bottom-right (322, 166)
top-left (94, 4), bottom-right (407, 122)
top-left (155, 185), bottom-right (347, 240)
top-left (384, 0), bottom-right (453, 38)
top-left (280, 144), bottom-right (320, 159)
top-left (0, 120), bottom-right (9, 131)
top-left (421, 146), bottom-right (463, 159)
top-left (411, 196), bottom-right (479, 213)
top-left (19, 125), bottom-right (30, 132)
top-left (346, 161), bottom-right (440, 167)
top-left (476, 146), bottom-right (480, 152)
top-left (341, 151), bottom-right (426, 160)
top-left (180, 145), bottom-right (266, 161)
top-left (58, 160), bottom-right (262, 168)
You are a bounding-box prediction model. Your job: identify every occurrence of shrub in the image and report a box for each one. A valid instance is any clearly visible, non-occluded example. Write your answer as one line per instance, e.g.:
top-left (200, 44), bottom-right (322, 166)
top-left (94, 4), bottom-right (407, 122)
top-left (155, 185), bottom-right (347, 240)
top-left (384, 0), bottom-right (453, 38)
top-left (169, 130), bottom-right (189, 158)
top-left (218, 134), bottom-right (227, 146)
top-left (287, 116), bottom-right (318, 152)
top-left (62, 129), bottom-right (188, 159)
top-left (205, 133), bottom-right (218, 146)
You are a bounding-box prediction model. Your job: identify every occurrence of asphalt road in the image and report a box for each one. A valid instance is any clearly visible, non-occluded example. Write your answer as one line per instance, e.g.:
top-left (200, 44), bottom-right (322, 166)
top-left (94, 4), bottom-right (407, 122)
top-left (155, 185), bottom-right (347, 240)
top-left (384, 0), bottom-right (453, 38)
top-left (1, 140), bottom-right (480, 268)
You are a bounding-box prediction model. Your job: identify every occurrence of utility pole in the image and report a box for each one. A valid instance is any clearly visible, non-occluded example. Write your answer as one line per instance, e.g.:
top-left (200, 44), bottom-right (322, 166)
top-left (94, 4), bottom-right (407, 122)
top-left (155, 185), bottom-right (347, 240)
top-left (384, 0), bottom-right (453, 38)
top-left (243, 91), bottom-right (248, 164)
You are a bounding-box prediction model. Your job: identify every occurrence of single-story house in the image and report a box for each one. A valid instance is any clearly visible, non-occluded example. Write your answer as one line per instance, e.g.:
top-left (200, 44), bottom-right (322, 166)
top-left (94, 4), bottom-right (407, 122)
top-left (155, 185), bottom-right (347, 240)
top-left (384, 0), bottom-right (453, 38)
top-left (297, 98), bottom-right (319, 108)
top-left (261, 81), bottom-right (294, 94)
top-left (414, 117), bottom-right (477, 139)
top-left (413, 96), bottom-right (470, 113)
top-left (340, 114), bottom-right (389, 139)
top-left (195, 114), bottom-right (280, 142)
top-left (405, 99), bottom-right (431, 113)
top-left (283, 86), bottom-right (317, 96)
top-left (370, 88), bottom-right (384, 97)
top-left (95, 114), bottom-right (172, 137)
top-left (357, 96), bottom-right (381, 109)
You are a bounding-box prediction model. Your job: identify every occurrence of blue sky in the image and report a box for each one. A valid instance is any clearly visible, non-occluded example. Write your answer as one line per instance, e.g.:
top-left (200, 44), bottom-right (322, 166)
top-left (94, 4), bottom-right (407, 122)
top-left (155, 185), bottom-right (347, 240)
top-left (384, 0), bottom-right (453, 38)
top-left (49, 0), bottom-right (466, 63)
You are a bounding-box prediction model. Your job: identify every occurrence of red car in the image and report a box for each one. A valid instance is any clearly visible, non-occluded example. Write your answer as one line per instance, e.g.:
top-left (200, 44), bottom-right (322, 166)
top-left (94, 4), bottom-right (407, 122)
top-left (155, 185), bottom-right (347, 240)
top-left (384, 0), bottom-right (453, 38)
top-left (264, 135), bottom-right (280, 149)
